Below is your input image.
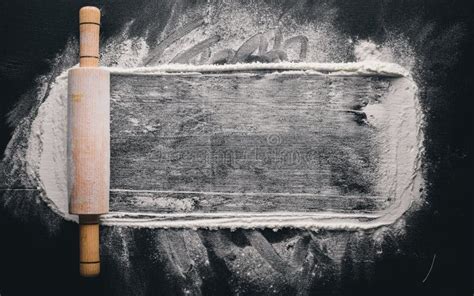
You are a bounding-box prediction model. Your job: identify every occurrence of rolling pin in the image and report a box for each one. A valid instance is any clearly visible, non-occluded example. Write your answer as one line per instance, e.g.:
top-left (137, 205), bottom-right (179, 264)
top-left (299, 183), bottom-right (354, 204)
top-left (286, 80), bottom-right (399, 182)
top-left (67, 6), bottom-right (110, 277)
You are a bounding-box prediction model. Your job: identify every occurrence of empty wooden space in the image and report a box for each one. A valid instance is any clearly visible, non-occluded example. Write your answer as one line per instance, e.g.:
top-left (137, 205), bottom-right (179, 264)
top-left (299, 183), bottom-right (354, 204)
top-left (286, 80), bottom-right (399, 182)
top-left (109, 73), bottom-right (394, 215)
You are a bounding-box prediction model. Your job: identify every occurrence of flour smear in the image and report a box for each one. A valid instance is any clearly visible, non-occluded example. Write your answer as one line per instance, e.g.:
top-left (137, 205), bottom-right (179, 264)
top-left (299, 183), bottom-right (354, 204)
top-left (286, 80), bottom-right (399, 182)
top-left (5, 3), bottom-right (424, 229)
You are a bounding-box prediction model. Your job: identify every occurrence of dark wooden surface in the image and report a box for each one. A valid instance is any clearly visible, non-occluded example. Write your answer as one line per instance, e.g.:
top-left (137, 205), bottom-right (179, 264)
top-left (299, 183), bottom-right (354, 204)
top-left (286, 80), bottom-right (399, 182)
top-left (110, 74), bottom-right (390, 214)
top-left (0, 0), bottom-right (471, 295)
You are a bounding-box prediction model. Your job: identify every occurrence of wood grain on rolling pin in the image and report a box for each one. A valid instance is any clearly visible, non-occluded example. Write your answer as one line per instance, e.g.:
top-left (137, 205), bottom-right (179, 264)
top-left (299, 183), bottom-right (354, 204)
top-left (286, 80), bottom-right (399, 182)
top-left (79, 6), bottom-right (100, 67)
top-left (68, 67), bottom-right (110, 215)
top-left (109, 74), bottom-right (393, 214)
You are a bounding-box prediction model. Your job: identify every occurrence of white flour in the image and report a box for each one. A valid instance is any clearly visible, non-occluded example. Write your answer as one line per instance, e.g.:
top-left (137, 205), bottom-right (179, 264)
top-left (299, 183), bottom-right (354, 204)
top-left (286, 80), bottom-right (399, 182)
top-left (20, 61), bottom-right (423, 229)
top-left (101, 75), bottom-right (423, 229)
top-left (5, 3), bottom-right (424, 229)
top-left (110, 61), bottom-right (408, 77)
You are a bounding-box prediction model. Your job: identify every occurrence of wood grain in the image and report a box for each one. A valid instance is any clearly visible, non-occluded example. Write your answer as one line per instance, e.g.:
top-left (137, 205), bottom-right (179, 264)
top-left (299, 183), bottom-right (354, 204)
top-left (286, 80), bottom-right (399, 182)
top-left (79, 215), bottom-right (100, 277)
top-left (68, 68), bottom-right (110, 215)
top-left (70, 6), bottom-right (107, 278)
top-left (109, 73), bottom-right (392, 214)
top-left (79, 6), bottom-right (100, 67)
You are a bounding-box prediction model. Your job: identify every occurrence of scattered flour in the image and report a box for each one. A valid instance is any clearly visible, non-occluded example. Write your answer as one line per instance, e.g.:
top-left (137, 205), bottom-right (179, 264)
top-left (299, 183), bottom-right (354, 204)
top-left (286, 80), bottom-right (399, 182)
top-left (354, 39), bottom-right (416, 72)
top-left (355, 40), bottom-right (388, 62)
top-left (6, 3), bottom-right (423, 229)
top-left (25, 71), bottom-right (74, 221)
top-left (21, 61), bottom-right (423, 229)
top-left (110, 61), bottom-right (408, 77)
top-left (101, 75), bottom-right (423, 229)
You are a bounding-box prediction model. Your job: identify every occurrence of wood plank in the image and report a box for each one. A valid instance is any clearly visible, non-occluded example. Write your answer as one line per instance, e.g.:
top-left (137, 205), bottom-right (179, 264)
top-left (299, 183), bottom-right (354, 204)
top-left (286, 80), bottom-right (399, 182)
top-left (109, 73), bottom-right (392, 214)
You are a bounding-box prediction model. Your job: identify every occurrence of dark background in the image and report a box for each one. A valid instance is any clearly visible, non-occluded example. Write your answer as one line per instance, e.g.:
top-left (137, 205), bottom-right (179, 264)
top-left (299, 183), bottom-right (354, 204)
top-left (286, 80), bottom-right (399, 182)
top-left (0, 0), bottom-right (472, 295)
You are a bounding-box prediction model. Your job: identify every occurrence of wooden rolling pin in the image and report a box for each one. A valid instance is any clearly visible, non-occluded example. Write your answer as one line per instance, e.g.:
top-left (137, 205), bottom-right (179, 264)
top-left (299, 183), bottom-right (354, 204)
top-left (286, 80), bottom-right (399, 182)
top-left (68, 6), bottom-right (110, 277)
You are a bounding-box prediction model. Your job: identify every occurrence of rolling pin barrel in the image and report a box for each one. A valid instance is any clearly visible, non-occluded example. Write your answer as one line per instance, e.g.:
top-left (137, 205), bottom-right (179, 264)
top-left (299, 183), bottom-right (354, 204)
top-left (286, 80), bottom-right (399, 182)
top-left (68, 6), bottom-right (109, 277)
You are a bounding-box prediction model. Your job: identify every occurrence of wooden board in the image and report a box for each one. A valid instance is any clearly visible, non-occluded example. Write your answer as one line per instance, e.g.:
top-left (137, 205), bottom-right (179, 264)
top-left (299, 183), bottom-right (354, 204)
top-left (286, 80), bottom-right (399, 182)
top-left (109, 73), bottom-right (393, 215)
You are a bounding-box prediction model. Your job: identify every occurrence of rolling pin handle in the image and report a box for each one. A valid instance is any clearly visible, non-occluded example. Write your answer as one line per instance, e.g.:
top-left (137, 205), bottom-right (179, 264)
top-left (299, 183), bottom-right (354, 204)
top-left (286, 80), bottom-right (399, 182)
top-left (79, 6), bottom-right (101, 67)
top-left (79, 215), bottom-right (101, 277)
